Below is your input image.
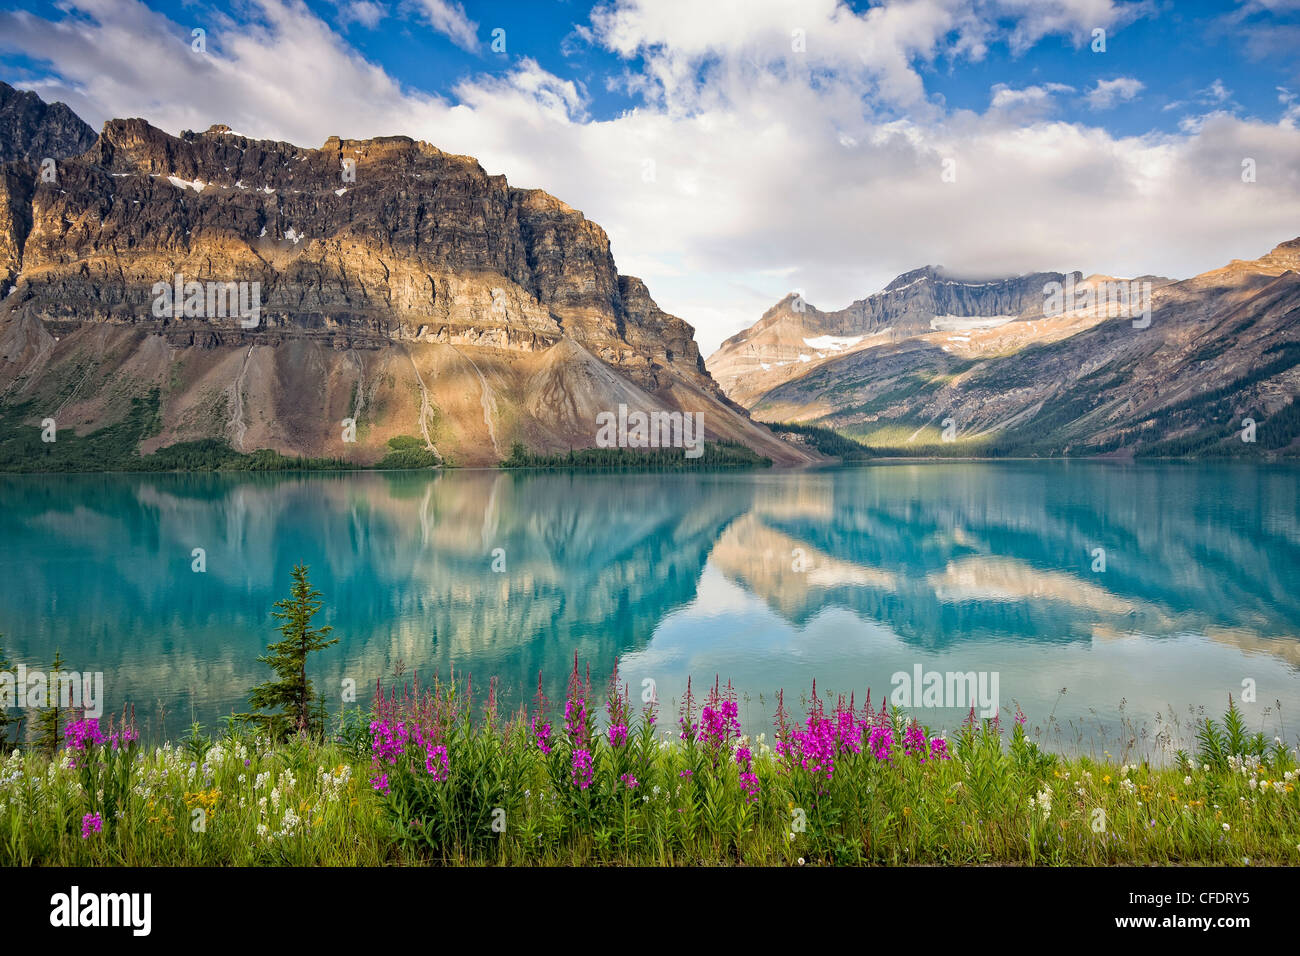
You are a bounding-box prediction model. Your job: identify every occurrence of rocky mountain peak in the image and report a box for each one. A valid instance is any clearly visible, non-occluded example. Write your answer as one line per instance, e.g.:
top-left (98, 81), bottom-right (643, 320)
top-left (1257, 236), bottom-right (1300, 272)
top-left (0, 88), bottom-right (814, 467)
top-left (883, 265), bottom-right (944, 292)
top-left (0, 81), bottom-right (97, 165)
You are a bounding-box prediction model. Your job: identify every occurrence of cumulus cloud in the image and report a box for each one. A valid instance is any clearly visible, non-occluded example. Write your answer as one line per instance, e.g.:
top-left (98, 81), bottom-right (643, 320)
top-left (1, 0), bottom-right (1297, 356)
top-left (1085, 76), bottom-right (1143, 109)
top-left (990, 82), bottom-right (1073, 115)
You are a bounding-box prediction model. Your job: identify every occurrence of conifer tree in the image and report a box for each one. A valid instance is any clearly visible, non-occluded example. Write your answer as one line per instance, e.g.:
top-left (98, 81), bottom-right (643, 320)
top-left (0, 637), bottom-right (18, 749)
top-left (245, 565), bottom-right (338, 739)
top-left (34, 648), bottom-right (66, 756)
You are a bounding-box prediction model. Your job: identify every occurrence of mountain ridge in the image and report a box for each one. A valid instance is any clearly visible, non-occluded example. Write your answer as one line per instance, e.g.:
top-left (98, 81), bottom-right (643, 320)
top-left (708, 240), bottom-right (1300, 457)
top-left (0, 94), bottom-right (816, 469)
top-left (0, 81), bottom-right (97, 165)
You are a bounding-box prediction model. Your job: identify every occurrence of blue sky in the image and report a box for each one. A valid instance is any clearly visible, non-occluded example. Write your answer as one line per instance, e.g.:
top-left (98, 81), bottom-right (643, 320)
top-left (1, 0), bottom-right (1298, 353)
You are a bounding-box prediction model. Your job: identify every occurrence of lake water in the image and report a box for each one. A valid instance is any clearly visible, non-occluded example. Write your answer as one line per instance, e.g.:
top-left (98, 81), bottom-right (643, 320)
top-left (1, 462), bottom-right (1298, 757)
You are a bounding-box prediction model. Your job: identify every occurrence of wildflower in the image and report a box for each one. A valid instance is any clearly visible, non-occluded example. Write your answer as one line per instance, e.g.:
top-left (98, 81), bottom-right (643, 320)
top-left (735, 746), bottom-right (759, 803)
top-left (369, 719), bottom-right (409, 765)
top-left (570, 749), bottom-right (593, 790)
top-left (867, 724), bottom-right (894, 762)
top-left (64, 720), bottom-right (107, 752)
top-left (1184, 776), bottom-right (1192, 786)
top-left (530, 716), bottom-right (553, 755)
top-left (424, 744), bottom-right (450, 783)
top-left (620, 772), bottom-right (638, 789)
top-left (699, 699), bottom-right (741, 749)
top-left (1222, 823), bottom-right (1230, 832)
top-left (564, 697), bottom-right (587, 739)
top-left (608, 723), bottom-right (629, 748)
top-left (80, 812), bottom-right (103, 839)
top-left (370, 772), bottom-right (390, 795)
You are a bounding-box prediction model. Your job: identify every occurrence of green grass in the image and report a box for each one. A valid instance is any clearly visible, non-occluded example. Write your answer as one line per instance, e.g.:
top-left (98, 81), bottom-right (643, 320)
top-left (2, 692), bottom-right (1295, 866)
top-left (0, 396), bottom-right (445, 473)
top-left (374, 435), bottom-right (440, 469)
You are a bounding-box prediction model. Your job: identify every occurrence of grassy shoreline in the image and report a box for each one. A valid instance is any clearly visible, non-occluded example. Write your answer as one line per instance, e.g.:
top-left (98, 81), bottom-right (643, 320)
top-left (2, 677), bottom-right (1295, 867)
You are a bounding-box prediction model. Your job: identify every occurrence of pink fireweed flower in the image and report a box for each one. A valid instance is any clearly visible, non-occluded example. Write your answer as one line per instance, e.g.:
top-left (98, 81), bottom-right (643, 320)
top-left (570, 748), bottom-right (594, 790)
top-left (369, 719), bottom-right (410, 765)
top-left (698, 699), bottom-right (741, 749)
top-left (735, 746), bottom-right (759, 803)
top-left (620, 772), bottom-right (639, 789)
top-left (929, 737), bottom-right (951, 760)
top-left (64, 719), bottom-right (107, 751)
top-left (564, 696), bottom-right (587, 740)
top-left (867, 725), bottom-right (894, 762)
top-left (793, 714), bottom-right (836, 782)
top-left (833, 707), bottom-right (863, 755)
top-left (370, 772), bottom-right (390, 794)
top-left (678, 716), bottom-right (697, 741)
top-left (903, 724), bottom-right (930, 761)
top-left (605, 669), bottom-right (633, 747)
top-left (531, 715), bottom-right (553, 755)
top-left (424, 744), bottom-right (450, 782)
top-left (563, 651), bottom-right (592, 742)
top-left (80, 812), bottom-right (103, 839)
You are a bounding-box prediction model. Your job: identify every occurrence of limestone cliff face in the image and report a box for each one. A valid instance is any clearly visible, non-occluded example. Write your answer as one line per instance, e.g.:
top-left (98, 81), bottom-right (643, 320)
top-left (0, 81), bottom-right (97, 165)
top-left (0, 102), bottom-right (813, 467)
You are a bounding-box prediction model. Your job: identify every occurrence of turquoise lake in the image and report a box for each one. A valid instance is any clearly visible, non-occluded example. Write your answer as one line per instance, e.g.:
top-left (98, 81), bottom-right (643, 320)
top-left (1, 462), bottom-right (1298, 755)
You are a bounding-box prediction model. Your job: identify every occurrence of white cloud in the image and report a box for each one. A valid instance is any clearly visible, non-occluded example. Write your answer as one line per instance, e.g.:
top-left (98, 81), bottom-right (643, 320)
top-left (1280, 87), bottom-right (1300, 128)
top-left (990, 82), bottom-right (1073, 113)
top-left (414, 0), bottom-right (477, 52)
top-left (996, 0), bottom-right (1148, 52)
top-left (1, 0), bottom-right (1297, 359)
top-left (335, 2), bottom-right (386, 30)
top-left (1085, 76), bottom-right (1143, 109)
top-left (1198, 78), bottom-right (1233, 105)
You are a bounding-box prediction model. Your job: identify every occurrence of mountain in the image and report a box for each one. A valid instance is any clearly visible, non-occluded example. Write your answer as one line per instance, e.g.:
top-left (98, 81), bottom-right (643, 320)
top-left (707, 266), bottom-right (1087, 407)
top-left (0, 98), bottom-right (814, 469)
top-left (707, 245), bottom-right (1300, 457)
top-left (0, 81), bottom-right (97, 165)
